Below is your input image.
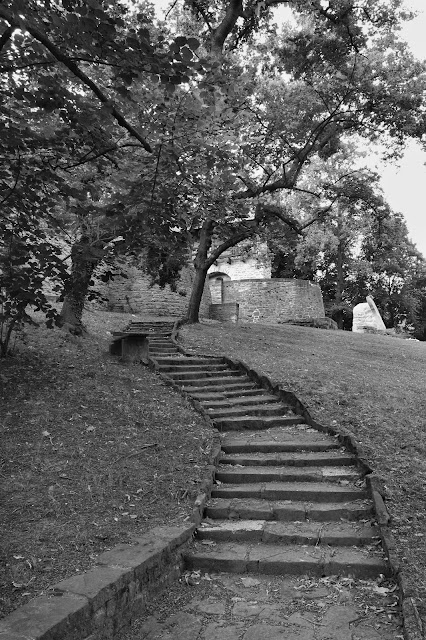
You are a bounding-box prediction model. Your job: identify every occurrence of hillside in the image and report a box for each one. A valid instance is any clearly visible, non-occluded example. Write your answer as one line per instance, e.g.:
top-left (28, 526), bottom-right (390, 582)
top-left (180, 321), bottom-right (426, 620)
top-left (0, 311), bottom-right (212, 618)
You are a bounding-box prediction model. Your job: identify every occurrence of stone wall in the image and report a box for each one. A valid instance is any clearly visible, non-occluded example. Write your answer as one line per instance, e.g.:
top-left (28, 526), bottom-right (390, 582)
top-left (101, 265), bottom-right (211, 318)
top-left (208, 256), bottom-right (270, 281)
top-left (222, 278), bottom-right (325, 324)
top-left (209, 302), bottom-right (239, 323)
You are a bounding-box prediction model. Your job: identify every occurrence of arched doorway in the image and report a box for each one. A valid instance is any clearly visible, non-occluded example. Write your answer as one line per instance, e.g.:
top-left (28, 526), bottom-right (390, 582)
top-left (208, 272), bottom-right (231, 304)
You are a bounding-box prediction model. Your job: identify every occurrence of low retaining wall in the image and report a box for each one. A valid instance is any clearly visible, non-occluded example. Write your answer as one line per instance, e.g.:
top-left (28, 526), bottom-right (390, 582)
top-left (222, 278), bottom-right (325, 323)
top-left (209, 302), bottom-right (239, 322)
top-left (0, 526), bottom-right (195, 640)
top-left (97, 265), bottom-right (211, 318)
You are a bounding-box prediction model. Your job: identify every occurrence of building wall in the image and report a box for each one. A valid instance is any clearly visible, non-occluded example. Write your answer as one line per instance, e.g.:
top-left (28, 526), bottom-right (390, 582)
top-left (209, 302), bottom-right (239, 323)
top-left (102, 265), bottom-right (211, 318)
top-left (208, 256), bottom-right (271, 281)
top-left (222, 278), bottom-right (325, 324)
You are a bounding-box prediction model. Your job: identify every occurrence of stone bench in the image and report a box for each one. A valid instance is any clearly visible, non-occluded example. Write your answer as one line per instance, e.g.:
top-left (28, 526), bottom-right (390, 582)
top-left (109, 331), bottom-right (149, 364)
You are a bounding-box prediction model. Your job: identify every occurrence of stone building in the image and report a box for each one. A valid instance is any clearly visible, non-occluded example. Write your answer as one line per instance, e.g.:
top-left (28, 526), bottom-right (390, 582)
top-left (102, 263), bottom-right (211, 318)
top-left (207, 241), bottom-right (325, 324)
top-left (101, 239), bottom-right (325, 324)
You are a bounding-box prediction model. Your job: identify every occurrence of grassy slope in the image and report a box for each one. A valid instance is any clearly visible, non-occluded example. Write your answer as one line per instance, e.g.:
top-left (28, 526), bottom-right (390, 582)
top-left (0, 310), bottom-right (212, 618)
top-left (180, 321), bottom-right (426, 616)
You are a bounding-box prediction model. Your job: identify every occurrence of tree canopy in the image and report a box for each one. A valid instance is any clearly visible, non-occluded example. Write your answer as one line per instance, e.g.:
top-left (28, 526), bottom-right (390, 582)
top-left (1, 0), bottom-right (426, 349)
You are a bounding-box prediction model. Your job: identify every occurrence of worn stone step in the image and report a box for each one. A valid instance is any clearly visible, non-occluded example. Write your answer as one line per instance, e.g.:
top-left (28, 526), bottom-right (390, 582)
top-left (221, 438), bottom-right (340, 454)
top-left (220, 451), bottom-right (356, 467)
top-left (129, 322), bottom-right (174, 327)
top-left (181, 376), bottom-right (253, 389)
top-left (153, 357), bottom-right (225, 366)
top-left (150, 350), bottom-right (179, 355)
top-left (166, 369), bottom-right (243, 382)
top-left (150, 346), bottom-right (179, 352)
top-left (145, 328), bottom-right (173, 332)
top-left (158, 363), bottom-right (230, 374)
top-left (205, 497), bottom-right (374, 522)
top-left (196, 520), bottom-right (380, 546)
top-left (214, 415), bottom-right (304, 431)
top-left (200, 394), bottom-right (280, 409)
top-left (183, 381), bottom-right (256, 394)
top-left (150, 350), bottom-right (179, 356)
top-left (211, 481), bottom-right (367, 502)
top-left (207, 403), bottom-right (294, 419)
top-left (184, 542), bottom-right (390, 579)
top-left (148, 340), bottom-right (174, 346)
top-left (215, 465), bottom-right (361, 484)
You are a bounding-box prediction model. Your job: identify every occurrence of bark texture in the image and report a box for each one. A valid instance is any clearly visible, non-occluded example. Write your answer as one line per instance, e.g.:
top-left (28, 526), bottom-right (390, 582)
top-left (59, 238), bottom-right (99, 335)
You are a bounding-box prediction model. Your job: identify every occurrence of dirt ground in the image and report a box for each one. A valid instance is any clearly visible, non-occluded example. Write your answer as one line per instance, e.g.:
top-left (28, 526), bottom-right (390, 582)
top-left (0, 310), bottom-right (213, 618)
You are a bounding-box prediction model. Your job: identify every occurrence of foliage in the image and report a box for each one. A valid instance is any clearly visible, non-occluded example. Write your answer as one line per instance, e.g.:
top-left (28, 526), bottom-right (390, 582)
top-left (0, 0), bottom-right (204, 339)
top-left (1, 0), bottom-right (426, 331)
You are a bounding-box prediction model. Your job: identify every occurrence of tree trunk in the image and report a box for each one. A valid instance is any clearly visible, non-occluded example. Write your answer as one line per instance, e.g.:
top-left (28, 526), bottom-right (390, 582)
top-left (59, 237), bottom-right (98, 335)
top-left (183, 218), bottom-right (215, 324)
top-left (184, 265), bottom-right (209, 324)
top-left (334, 211), bottom-right (346, 329)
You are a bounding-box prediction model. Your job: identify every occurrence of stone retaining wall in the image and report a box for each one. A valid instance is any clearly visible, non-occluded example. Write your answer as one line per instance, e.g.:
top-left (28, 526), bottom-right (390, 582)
top-left (0, 525), bottom-right (194, 640)
top-left (222, 278), bottom-right (325, 323)
top-left (209, 302), bottom-right (239, 323)
top-left (100, 266), bottom-right (211, 318)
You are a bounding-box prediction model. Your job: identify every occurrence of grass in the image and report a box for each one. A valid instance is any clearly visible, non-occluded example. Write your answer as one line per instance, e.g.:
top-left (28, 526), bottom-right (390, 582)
top-left (179, 320), bottom-right (426, 621)
top-left (0, 309), bottom-right (213, 618)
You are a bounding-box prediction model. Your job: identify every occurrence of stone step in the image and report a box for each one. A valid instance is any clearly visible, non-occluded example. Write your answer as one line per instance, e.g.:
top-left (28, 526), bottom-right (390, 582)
top-left (166, 370), bottom-right (243, 382)
top-left (220, 451), bottom-right (356, 467)
top-left (183, 381), bottom-right (256, 394)
top-left (211, 481), bottom-right (367, 502)
top-left (148, 340), bottom-right (174, 346)
top-left (181, 376), bottom-right (253, 389)
top-left (128, 325), bottom-right (174, 331)
top-left (207, 403), bottom-right (293, 419)
top-left (195, 388), bottom-right (271, 401)
top-left (215, 465), bottom-right (361, 484)
top-left (199, 394), bottom-right (279, 409)
top-left (150, 351), bottom-right (180, 356)
top-left (184, 542), bottom-right (390, 579)
top-left (205, 497), bottom-right (374, 522)
top-left (150, 347), bottom-right (179, 353)
top-left (214, 415), bottom-right (304, 431)
top-left (221, 439), bottom-right (340, 454)
top-left (153, 357), bottom-right (225, 366)
top-left (196, 520), bottom-right (380, 546)
top-left (158, 363), bottom-right (230, 374)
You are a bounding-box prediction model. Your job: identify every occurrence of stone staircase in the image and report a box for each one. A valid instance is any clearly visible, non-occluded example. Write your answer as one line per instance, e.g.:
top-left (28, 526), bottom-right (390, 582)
top-left (134, 322), bottom-right (392, 582)
top-left (123, 320), bottom-right (179, 357)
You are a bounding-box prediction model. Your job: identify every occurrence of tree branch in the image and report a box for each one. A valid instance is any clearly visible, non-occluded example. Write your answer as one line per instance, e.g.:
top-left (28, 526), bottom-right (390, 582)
top-left (205, 226), bottom-right (258, 269)
top-left (211, 0), bottom-right (243, 53)
top-left (0, 8), bottom-right (152, 153)
top-left (0, 24), bottom-right (14, 53)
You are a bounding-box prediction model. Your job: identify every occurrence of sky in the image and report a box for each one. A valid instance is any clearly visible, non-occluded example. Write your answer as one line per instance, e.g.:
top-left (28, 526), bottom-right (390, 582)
top-left (377, 0), bottom-right (426, 258)
top-left (155, 0), bottom-right (426, 257)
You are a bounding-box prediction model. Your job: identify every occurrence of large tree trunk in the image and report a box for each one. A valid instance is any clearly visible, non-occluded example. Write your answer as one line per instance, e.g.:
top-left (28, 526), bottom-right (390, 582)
top-left (183, 219), bottom-right (215, 324)
top-left (184, 265), bottom-right (209, 324)
top-left (334, 210), bottom-right (346, 329)
top-left (59, 237), bottom-right (99, 335)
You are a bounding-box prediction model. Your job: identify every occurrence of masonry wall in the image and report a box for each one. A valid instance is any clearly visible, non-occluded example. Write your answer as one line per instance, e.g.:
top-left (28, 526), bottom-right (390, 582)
top-left (209, 302), bottom-right (239, 323)
top-left (102, 266), bottom-right (211, 318)
top-left (222, 278), bottom-right (325, 324)
top-left (208, 256), bottom-right (270, 281)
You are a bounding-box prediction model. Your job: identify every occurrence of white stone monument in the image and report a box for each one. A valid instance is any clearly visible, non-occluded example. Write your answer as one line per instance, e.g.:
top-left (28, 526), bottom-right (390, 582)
top-left (352, 296), bottom-right (386, 333)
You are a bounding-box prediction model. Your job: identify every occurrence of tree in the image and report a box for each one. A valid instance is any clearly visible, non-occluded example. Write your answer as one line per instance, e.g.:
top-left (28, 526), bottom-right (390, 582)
top-left (139, 0), bottom-right (426, 322)
top-left (0, 0), bottom-right (202, 338)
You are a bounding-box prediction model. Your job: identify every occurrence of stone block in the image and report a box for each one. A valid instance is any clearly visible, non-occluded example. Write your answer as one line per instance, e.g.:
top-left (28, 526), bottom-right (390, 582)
top-left (54, 566), bottom-right (130, 611)
top-left (0, 594), bottom-right (90, 640)
top-left (353, 296), bottom-right (386, 333)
